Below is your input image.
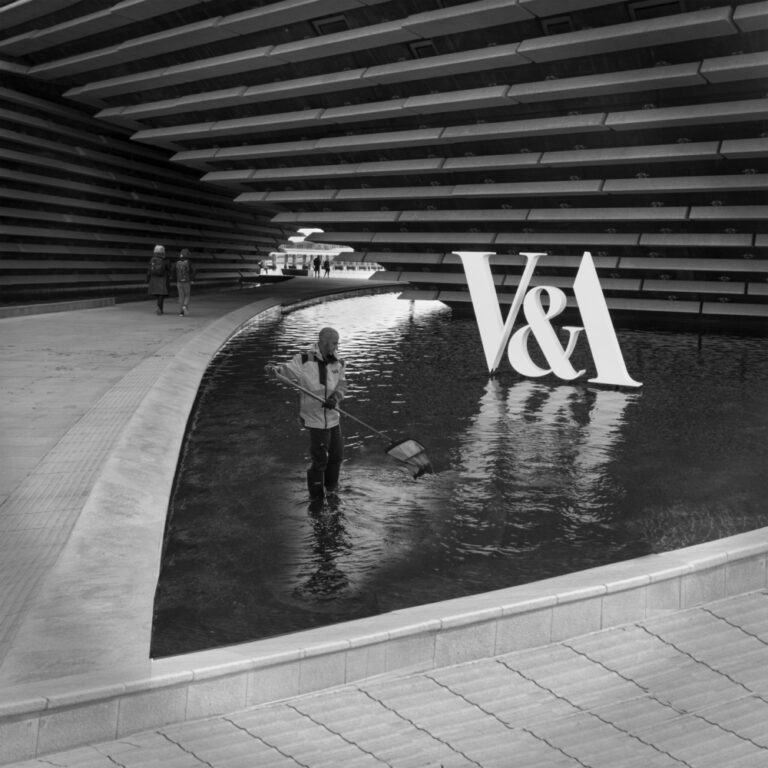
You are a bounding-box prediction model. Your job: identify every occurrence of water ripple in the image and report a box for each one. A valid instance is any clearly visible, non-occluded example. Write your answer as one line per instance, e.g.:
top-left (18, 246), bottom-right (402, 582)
top-left (152, 294), bottom-right (768, 655)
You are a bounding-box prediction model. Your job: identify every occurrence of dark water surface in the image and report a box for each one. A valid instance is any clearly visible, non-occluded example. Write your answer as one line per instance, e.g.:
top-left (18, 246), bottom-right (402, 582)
top-left (151, 294), bottom-right (768, 656)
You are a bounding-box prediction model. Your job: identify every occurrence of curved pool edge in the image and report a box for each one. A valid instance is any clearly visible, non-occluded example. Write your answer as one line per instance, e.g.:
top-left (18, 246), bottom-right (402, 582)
top-left (1, 284), bottom-right (766, 763)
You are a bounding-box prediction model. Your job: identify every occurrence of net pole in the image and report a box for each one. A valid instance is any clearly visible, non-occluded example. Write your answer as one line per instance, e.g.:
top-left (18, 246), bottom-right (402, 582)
top-left (273, 372), bottom-right (393, 442)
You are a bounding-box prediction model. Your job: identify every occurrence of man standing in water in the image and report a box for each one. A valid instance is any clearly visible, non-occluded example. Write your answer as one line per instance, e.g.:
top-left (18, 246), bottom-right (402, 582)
top-left (265, 327), bottom-right (347, 501)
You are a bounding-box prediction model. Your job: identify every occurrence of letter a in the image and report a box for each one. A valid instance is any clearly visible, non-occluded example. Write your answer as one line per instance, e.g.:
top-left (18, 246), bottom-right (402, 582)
top-left (574, 252), bottom-right (641, 388)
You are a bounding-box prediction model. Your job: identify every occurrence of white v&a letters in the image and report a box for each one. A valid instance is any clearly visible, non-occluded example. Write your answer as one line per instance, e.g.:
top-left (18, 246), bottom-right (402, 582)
top-left (454, 251), bottom-right (641, 388)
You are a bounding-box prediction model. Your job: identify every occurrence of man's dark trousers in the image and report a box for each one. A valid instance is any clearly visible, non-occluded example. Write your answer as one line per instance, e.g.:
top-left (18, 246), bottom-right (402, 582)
top-left (307, 425), bottom-right (343, 498)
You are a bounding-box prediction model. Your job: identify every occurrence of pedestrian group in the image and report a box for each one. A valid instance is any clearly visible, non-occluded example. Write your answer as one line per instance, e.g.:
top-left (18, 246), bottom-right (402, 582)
top-left (147, 244), bottom-right (196, 316)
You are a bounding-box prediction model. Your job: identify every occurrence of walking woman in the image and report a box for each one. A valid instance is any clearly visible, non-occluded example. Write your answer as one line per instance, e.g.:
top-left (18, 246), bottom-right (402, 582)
top-left (147, 244), bottom-right (170, 315)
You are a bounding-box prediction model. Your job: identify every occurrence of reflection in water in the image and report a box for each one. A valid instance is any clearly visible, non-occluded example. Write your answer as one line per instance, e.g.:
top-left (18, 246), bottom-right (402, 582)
top-left (151, 294), bottom-right (768, 656)
top-left (457, 380), bottom-right (635, 535)
top-left (295, 501), bottom-right (350, 599)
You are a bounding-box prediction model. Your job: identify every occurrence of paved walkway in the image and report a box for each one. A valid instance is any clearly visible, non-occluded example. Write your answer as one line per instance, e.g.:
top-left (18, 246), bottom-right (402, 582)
top-left (0, 277), bottom-right (392, 686)
top-left (2, 277), bottom-right (768, 767)
top-left (5, 589), bottom-right (768, 767)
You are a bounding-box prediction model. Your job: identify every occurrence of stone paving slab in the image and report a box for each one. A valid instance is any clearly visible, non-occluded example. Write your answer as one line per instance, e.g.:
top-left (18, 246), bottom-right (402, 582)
top-left (5, 591), bottom-right (768, 768)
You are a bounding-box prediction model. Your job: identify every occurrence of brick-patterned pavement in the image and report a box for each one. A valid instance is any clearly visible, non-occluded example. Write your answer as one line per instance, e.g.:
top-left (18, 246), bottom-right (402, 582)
top-left (5, 591), bottom-right (768, 768)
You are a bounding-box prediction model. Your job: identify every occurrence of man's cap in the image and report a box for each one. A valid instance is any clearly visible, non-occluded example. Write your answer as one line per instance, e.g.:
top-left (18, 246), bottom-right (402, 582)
top-left (153, 245), bottom-right (165, 253)
top-left (180, 248), bottom-right (190, 257)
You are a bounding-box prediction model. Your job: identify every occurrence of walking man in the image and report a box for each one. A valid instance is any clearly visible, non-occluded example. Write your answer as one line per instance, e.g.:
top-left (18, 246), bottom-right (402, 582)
top-left (265, 327), bottom-right (347, 501)
top-left (175, 248), bottom-right (195, 316)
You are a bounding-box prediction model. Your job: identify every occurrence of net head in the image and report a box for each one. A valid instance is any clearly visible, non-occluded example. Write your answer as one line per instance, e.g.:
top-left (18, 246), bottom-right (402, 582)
top-left (386, 439), bottom-right (434, 478)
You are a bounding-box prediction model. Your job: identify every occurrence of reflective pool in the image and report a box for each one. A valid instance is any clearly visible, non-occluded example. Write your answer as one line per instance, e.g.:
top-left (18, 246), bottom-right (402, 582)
top-left (151, 294), bottom-right (768, 656)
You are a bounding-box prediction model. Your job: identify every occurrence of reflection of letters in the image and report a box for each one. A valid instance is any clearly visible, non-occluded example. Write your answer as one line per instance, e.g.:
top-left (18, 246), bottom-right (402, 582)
top-left (455, 251), bottom-right (641, 388)
top-left (458, 380), bottom-right (635, 525)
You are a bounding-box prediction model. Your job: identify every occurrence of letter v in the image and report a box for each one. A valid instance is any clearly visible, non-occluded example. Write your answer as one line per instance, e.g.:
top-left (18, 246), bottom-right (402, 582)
top-left (455, 251), bottom-right (545, 373)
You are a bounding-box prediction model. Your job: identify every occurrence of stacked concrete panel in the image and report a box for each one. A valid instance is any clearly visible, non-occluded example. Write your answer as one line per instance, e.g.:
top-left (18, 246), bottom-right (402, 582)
top-left (0, 76), bottom-right (281, 303)
top-left (1, 0), bottom-right (766, 328)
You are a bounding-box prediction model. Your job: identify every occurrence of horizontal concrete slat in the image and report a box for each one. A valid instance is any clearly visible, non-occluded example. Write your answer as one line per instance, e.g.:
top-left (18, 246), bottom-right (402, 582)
top-left (604, 174), bottom-right (768, 193)
top-left (356, 158), bottom-right (446, 175)
top-left (443, 152), bottom-right (543, 171)
top-left (215, 0), bottom-right (371, 35)
top-left (719, 137), bottom-right (768, 159)
top-left (316, 128), bottom-right (444, 152)
top-left (305, 231), bottom-right (375, 244)
top-left (0, 128), bottom-right (252, 207)
top-left (527, 207), bottom-right (689, 221)
top-left (689, 206), bottom-right (768, 220)
top-left (701, 302), bottom-right (768, 317)
top-left (399, 209), bottom-right (530, 222)
top-left (361, 252), bottom-right (446, 265)
top-left (0, 10), bottom-right (119, 56)
top-left (398, 289), bottom-right (440, 300)
top-left (321, 99), bottom-right (413, 123)
top-left (437, 290), bottom-right (478, 302)
top-left (701, 51), bottom-right (768, 83)
top-left (508, 63), bottom-right (704, 103)
top-left (502, 275), bottom-right (641, 291)
top-left (734, 2), bottom-right (768, 32)
top-left (136, 109), bottom-right (326, 143)
top-left (402, 0), bottom-right (533, 37)
top-left (270, 21), bottom-right (420, 64)
top-left (0, 273), bottom-right (146, 286)
top-left (618, 257), bottom-right (768, 273)
top-left (66, 46), bottom-right (275, 100)
top-left (643, 280), bottom-right (746, 295)
top-left (442, 112), bottom-right (607, 141)
top-left (454, 180), bottom-right (604, 196)
top-left (607, 297), bottom-right (701, 314)
top-left (494, 232), bottom-right (639, 246)
top-left (519, 0), bottom-right (638, 18)
top-left (441, 253), bottom-right (526, 267)
top-left (205, 140), bottom-right (318, 163)
top-left (98, 72), bottom-right (364, 121)
top-left (0, 0), bottom-right (82, 29)
top-left (333, 187), bottom-right (456, 200)
top-left (639, 233), bottom-right (753, 248)
top-left (441, 252), bottom-right (623, 270)
top-left (202, 170), bottom-right (255, 183)
top-left (365, 43), bottom-right (526, 84)
top-left (371, 232), bottom-right (496, 245)
top-left (231, 158), bottom-right (447, 183)
top-left (0, 260), bottom-right (146, 270)
top-left (517, 7), bottom-right (737, 63)
top-left (280, 211), bottom-right (402, 223)
top-left (606, 98), bottom-right (768, 131)
top-left (399, 271), bottom-right (497, 285)
top-left (29, 18), bottom-right (234, 79)
top-left (403, 86), bottom-right (512, 115)
top-left (542, 141), bottom-right (722, 166)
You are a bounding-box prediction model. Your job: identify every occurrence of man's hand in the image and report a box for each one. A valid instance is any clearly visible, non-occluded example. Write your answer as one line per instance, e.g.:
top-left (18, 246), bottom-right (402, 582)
top-left (322, 394), bottom-right (338, 409)
top-left (264, 364), bottom-right (279, 378)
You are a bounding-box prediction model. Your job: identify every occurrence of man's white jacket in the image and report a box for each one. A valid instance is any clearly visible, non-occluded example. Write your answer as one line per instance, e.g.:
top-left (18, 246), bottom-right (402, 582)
top-left (280, 343), bottom-right (347, 429)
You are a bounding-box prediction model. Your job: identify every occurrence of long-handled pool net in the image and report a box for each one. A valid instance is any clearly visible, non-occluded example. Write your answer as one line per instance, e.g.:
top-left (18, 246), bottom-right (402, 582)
top-left (272, 372), bottom-right (433, 478)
